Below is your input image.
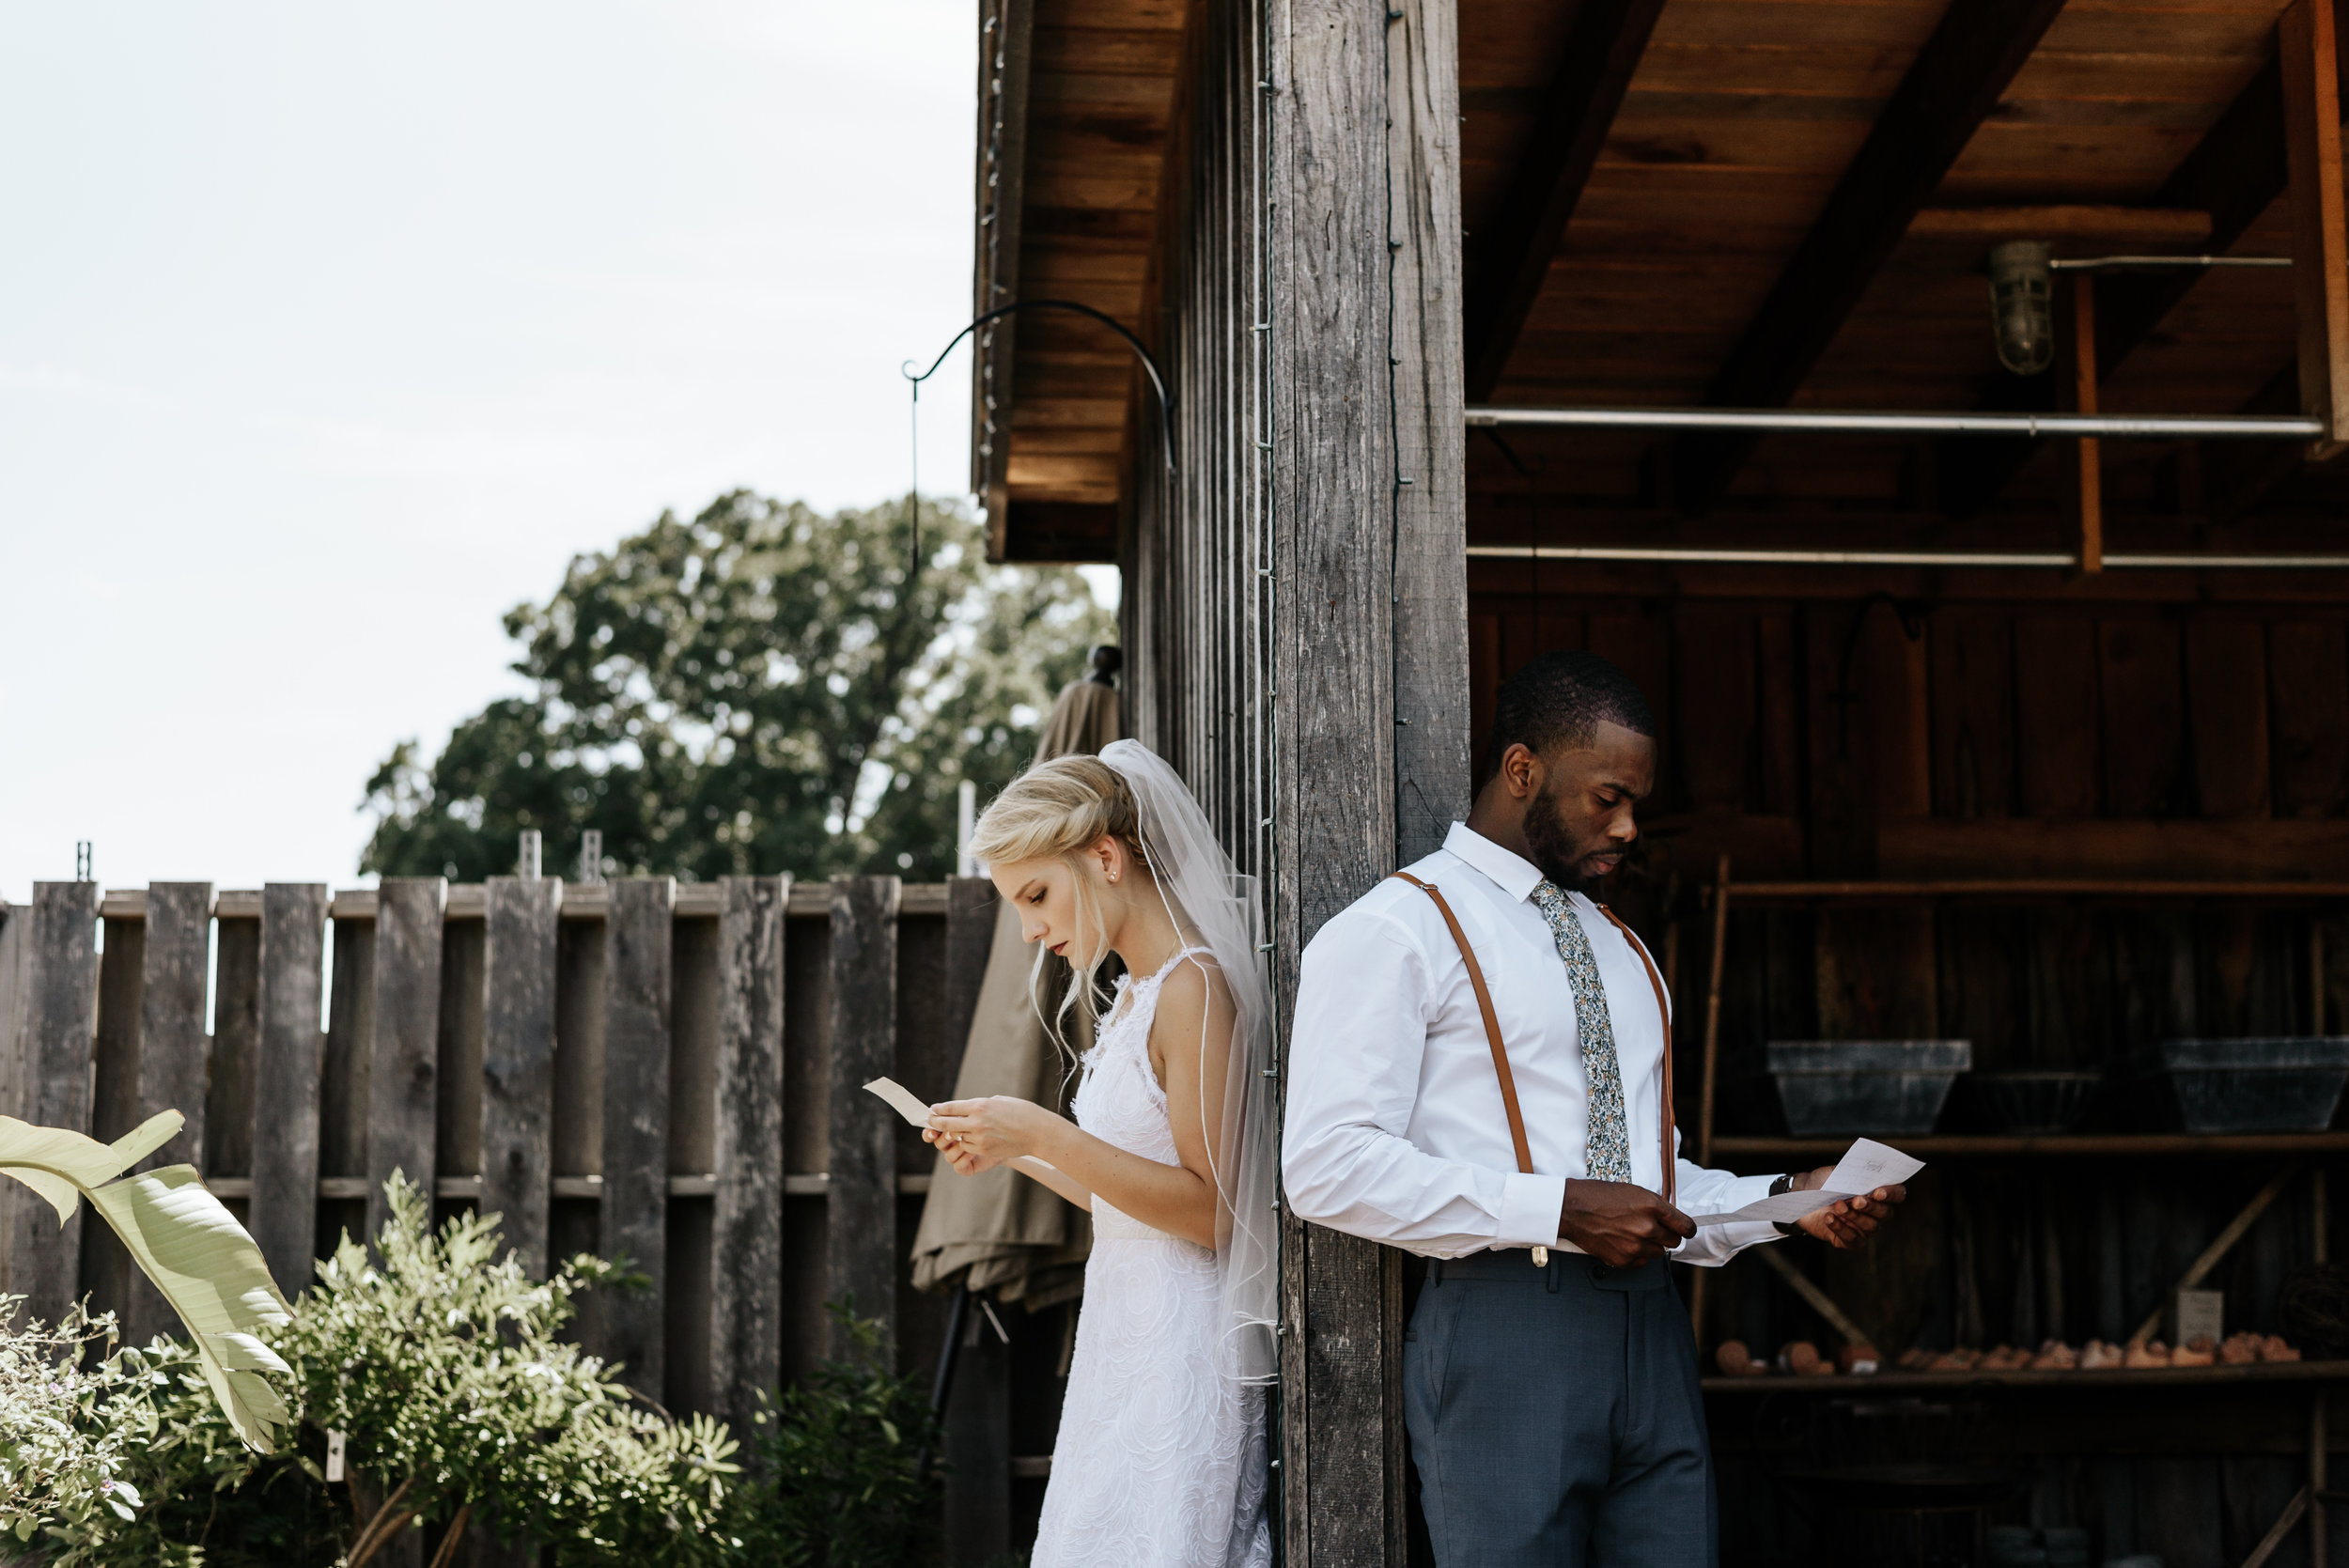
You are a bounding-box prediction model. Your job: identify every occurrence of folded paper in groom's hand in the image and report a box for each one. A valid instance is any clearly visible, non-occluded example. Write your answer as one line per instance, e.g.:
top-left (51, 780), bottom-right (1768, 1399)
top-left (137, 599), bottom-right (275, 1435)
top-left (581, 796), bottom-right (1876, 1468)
top-left (1689, 1138), bottom-right (1924, 1228)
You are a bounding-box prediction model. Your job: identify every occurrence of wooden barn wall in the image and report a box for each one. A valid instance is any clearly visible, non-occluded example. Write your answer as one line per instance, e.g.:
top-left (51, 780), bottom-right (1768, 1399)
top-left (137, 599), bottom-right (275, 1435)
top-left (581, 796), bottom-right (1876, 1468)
top-left (1124, 0), bottom-right (1472, 1561)
top-left (0, 877), bottom-right (1006, 1567)
top-left (1470, 567), bottom-right (2349, 1566)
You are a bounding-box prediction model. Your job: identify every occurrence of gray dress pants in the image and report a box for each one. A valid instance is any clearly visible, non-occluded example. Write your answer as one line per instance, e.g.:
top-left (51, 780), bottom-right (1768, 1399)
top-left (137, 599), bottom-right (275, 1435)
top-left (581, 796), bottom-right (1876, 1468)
top-left (1403, 1250), bottom-right (1716, 1568)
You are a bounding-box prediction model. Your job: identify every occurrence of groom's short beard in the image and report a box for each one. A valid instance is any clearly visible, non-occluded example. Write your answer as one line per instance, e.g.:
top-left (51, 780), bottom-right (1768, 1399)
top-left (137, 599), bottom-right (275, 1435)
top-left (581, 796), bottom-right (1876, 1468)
top-left (1521, 782), bottom-right (1605, 893)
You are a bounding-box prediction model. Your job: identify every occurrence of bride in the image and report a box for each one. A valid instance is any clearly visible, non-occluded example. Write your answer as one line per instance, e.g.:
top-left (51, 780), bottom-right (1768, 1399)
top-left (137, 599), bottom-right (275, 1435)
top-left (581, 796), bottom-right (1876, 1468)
top-left (924, 739), bottom-right (1276, 1568)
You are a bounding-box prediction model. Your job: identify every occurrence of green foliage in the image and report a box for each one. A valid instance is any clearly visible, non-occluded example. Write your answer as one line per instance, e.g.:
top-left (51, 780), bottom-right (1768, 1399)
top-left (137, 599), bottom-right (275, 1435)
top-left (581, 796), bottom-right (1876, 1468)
top-left (723, 1308), bottom-right (941, 1568)
top-left (362, 491), bottom-right (1114, 882)
top-left (0, 1302), bottom-right (143, 1553)
top-left (40, 1176), bottom-right (739, 1568)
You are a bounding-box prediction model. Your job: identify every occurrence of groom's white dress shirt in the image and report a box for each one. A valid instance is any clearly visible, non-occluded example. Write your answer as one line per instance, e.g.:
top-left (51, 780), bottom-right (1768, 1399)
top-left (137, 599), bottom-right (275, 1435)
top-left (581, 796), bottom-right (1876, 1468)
top-left (1283, 822), bottom-right (1785, 1265)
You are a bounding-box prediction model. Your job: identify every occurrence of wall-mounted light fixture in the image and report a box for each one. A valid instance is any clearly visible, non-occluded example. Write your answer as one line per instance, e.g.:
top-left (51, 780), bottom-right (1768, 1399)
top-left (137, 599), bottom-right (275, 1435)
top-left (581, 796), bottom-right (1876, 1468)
top-left (1987, 240), bottom-right (2055, 375)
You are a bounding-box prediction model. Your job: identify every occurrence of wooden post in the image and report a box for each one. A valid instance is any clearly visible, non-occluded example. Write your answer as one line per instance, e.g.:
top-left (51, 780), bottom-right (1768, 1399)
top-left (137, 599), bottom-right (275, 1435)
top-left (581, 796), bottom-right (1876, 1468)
top-left (1690, 856), bottom-right (1733, 1338)
top-left (8, 883), bottom-right (97, 1321)
top-left (367, 878), bottom-right (446, 1242)
top-left (601, 877), bottom-right (675, 1399)
top-left (481, 876), bottom-right (561, 1278)
top-left (251, 885), bottom-right (328, 1301)
top-left (2069, 272), bottom-right (2104, 573)
top-left (2282, 0), bottom-right (2349, 455)
top-left (827, 876), bottom-right (900, 1359)
top-left (710, 875), bottom-right (787, 1433)
top-left (1269, 0), bottom-right (1468, 1557)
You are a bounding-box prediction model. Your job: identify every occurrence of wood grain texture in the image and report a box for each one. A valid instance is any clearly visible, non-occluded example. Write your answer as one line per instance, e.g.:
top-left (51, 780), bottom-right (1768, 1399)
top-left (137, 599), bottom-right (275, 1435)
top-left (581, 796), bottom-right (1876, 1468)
top-left (1672, 0), bottom-right (2071, 508)
top-left (600, 877), bottom-right (675, 1399)
top-left (8, 884), bottom-right (97, 1320)
top-left (2282, 0), bottom-right (2349, 449)
top-left (2186, 618), bottom-right (2273, 819)
top-left (2015, 618), bottom-right (2099, 818)
top-left (366, 878), bottom-right (447, 1242)
top-left (1462, 0), bottom-right (1668, 398)
top-left (2269, 620), bottom-right (2349, 816)
top-left (207, 916), bottom-right (259, 1182)
top-left (2099, 617), bottom-right (2185, 817)
top-left (111, 885), bottom-right (216, 1347)
top-left (84, 912), bottom-right (144, 1327)
top-left (826, 876), bottom-right (899, 1358)
top-left (251, 885), bottom-right (328, 1300)
top-left (480, 877), bottom-right (560, 1279)
top-left (710, 875), bottom-right (786, 1433)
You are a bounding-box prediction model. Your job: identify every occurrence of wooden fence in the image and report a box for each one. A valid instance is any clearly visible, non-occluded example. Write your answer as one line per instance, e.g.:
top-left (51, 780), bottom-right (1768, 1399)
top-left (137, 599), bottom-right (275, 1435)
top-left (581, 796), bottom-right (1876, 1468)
top-left (0, 873), bottom-right (1003, 1446)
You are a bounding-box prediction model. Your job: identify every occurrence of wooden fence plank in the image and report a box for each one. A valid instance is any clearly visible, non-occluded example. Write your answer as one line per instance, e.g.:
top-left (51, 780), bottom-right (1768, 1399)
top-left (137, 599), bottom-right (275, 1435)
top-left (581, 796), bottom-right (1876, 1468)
top-left (711, 875), bottom-right (788, 1435)
top-left (601, 877), bottom-right (675, 1399)
top-left (435, 919), bottom-right (486, 1212)
top-left (939, 875), bottom-right (1008, 1555)
top-left (366, 878), bottom-right (447, 1240)
top-left (84, 908), bottom-right (145, 1327)
top-left (252, 884), bottom-right (328, 1300)
top-left (208, 913), bottom-right (260, 1182)
top-left (8, 883), bottom-right (97, 1322)
top-left (480, 877), bottom-right (560, 1278)
top-left (666, 908), bottom-right (720, 1416)
top-left (827, 876), bottom-right (899, 1357)
top-left (125, 882), bottom-right (214, 1342)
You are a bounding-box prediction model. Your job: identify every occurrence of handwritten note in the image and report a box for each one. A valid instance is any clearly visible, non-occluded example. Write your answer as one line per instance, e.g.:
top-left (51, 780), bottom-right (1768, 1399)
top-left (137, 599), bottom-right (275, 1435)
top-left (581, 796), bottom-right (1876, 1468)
top-left (1690, 1138), bottom-right (1923, 1229)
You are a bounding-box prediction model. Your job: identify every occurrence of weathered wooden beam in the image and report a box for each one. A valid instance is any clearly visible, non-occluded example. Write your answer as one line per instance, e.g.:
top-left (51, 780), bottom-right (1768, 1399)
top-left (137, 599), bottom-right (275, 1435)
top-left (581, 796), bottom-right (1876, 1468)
top-left (251, 885), bottom-right (328, 1301)
top-left (1937, 36), bottom-right (2339, 516)
top-left (1461, 0), bottom-right (1666, 400)
top-left (2069, 275), bottom-right (2105, 574)
top-left (366, 878), bottom-right (445, 1243)
top-left (2282, 0), bottom-right (2349, 454)
top-left (1672, 0), bottom-right (2071, 512)
top-left (600, 877), bottom-right (674, 1400)
top-left (827, 876), bottom-right (900, 1358)
top-left (972, 0), bottom-right (1036, 559)
top-left (480, 876), bottom-right (560, 1278)
top-left (709, 875), bottom-right (786, 1435)
top-left (6, 884), bottom-right (97, 1321)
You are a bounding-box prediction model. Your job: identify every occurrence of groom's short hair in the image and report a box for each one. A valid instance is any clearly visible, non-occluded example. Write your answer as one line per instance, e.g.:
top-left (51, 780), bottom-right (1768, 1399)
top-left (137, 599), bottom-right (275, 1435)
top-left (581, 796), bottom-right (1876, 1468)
top-left (1479, 651), bottom-right (1657, 788)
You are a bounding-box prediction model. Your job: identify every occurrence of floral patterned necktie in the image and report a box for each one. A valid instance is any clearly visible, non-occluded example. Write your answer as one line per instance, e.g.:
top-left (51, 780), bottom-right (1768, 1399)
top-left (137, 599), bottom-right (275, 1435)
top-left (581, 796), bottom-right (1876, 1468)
top-left (1528, 882), bottom-right (1632, 1183)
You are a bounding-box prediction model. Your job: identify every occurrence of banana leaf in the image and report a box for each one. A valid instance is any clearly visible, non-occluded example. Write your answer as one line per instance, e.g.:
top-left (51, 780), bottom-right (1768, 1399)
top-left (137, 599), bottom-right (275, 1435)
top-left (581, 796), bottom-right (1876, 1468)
top-left (0, 1110), bottom-right (293, 1451)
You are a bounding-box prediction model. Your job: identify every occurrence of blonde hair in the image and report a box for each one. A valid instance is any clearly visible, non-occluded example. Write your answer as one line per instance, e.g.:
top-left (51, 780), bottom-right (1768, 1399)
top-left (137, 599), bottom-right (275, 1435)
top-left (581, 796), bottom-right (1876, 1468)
top-left (971, 755), bottom-right (1153, 1048)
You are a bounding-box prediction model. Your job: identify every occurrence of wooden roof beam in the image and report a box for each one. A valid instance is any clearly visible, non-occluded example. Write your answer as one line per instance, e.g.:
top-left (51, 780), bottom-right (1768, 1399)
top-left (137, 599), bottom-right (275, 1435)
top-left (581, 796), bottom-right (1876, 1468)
top-left (1668, 0), bottom-right (2073, 515)
top-left (1934, 28), bottom-right (2347, 517)
top-left (1462, 0), bottom-right (1669, 401)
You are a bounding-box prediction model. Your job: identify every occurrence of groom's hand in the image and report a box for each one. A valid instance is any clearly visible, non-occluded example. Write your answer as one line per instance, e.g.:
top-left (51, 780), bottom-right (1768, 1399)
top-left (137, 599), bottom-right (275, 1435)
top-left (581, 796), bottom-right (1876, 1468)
top-left (1558, 1179), bottom-right (1696, 1268)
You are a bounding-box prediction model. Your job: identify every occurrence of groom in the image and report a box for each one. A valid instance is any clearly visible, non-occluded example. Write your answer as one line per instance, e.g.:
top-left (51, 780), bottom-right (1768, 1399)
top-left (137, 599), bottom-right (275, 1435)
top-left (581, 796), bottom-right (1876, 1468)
top-left (1283, 650), bottom-right (1906, 1568)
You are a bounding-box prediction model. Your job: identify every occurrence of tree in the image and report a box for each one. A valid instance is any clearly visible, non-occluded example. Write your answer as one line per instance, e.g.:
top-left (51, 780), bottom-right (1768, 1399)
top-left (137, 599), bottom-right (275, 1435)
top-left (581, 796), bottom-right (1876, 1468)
top-left (362, 492), bottom-right (1113, 882)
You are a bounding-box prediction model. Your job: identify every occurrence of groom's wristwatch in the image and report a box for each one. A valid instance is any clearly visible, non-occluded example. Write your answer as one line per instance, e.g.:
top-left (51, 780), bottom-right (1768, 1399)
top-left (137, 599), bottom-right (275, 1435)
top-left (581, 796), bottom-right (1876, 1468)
top-left (1769, 1172), bottom-right (1801, 1237)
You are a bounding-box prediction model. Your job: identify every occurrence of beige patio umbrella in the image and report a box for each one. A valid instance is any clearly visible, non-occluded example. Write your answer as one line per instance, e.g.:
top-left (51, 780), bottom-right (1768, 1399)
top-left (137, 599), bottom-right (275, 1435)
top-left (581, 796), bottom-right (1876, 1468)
top-left (910, 661), bottom-right (1119, 1308)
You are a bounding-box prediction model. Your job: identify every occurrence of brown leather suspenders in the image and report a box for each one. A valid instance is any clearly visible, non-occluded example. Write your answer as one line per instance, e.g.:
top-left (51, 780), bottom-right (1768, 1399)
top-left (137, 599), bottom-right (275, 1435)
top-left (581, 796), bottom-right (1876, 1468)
top-left (1388, 874), bottom-right (1679, 1220)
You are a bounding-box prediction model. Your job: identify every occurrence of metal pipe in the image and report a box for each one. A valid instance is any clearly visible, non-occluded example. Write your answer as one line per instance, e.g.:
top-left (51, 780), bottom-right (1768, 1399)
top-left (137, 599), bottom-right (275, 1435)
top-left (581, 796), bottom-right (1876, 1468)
top-left (2049, 255), bottom-right (2292, 270)
top-left (1465, 545), bottom-right (2349, 569)
top-left (1464, 406), bottom-right (2325, 438)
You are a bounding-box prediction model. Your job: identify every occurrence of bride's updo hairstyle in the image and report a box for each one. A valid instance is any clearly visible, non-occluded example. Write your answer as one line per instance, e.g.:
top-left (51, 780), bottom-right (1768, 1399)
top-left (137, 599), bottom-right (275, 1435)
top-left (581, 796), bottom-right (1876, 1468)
top-left (970, 755), bottom-right (1159, 1046)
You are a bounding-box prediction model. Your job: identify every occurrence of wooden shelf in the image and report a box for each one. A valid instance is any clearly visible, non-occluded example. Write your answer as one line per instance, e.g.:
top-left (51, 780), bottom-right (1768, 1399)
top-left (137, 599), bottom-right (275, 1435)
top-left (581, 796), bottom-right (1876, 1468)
top-left (1710, 1132), bottom-right (2349, 1159)
top-left (1726, 879), bottom-right (2349, 901)
top-left (1702, 1359), bottom-right (2349, 1394)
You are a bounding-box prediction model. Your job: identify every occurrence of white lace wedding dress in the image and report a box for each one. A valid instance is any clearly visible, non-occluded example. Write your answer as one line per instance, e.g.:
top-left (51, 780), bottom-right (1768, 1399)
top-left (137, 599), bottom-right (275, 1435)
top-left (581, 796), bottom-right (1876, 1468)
top-left (1031, 949), bottom-right (1273, 1568)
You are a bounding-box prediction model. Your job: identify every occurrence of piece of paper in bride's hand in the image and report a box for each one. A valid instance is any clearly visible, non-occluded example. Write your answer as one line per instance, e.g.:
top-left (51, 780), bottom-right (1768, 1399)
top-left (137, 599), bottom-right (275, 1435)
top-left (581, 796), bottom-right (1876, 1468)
top-left (1689, 1138), bottom-right (1925, 1228)
top-left (864, 1077), bottom-right (935, 1127)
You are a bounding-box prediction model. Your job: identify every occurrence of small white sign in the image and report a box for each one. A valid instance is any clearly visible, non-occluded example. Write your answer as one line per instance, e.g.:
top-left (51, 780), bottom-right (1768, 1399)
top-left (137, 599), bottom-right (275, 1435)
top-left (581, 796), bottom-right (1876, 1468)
top-left (325, 1430), bottom-right (346, 1483)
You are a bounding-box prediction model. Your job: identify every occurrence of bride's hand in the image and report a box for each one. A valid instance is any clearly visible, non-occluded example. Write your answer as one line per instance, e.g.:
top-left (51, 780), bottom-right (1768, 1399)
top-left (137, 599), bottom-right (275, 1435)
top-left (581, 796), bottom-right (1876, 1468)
top-left (927, 1096), bottom-right (1059, 1164)
top-left (926, 1131), bottom-right (1002, 1177)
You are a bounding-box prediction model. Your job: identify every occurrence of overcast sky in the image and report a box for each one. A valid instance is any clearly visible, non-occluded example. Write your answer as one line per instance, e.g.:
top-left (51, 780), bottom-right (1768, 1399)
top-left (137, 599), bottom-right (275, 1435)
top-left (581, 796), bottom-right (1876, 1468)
top-left (0, 1), bottom-right (1034, 904)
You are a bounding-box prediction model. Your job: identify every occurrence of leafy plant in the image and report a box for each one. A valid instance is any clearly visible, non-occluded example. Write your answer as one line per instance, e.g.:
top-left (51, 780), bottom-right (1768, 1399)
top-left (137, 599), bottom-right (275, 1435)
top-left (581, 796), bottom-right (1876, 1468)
top-left (0, 1302), bottom-right (144, 1553)
top-left (0, 1110), bottom-right (292, 1452)
top-left (40, 1176), bottom-right (739, 1568)
top-left (723, 1308), bottom-right (941, 1568)
top-left (362, 491), bottom-right (1114, 883)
